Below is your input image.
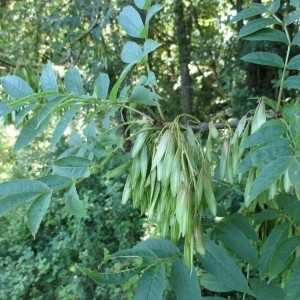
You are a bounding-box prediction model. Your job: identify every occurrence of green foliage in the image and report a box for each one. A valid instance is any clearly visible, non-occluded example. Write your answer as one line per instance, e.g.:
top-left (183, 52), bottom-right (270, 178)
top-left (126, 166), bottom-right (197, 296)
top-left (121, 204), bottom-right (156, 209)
top-left (2, 0), bottom-right (300, 299)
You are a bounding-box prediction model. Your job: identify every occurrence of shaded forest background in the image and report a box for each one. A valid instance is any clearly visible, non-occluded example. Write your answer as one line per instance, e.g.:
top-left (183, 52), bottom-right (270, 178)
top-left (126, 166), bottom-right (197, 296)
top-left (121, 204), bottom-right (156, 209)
top-left (0, 0), bottom-right (297, 299)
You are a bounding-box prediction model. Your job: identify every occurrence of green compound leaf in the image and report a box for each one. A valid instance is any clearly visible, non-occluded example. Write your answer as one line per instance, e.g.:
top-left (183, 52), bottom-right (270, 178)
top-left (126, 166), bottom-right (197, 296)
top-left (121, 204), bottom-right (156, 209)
top-left (121, 41), bottom-right (144, 64)
top-left (268, 236), bottom-right (300, 281)
top-left (129, 86), bottom-right (157, 106)
top-left (135, 264), bottom-right (165, 300)
top-left (134, 0), bottom-right (151, 10)
top-left (284, 75), bottom-right (300, 89)
top-left (251, 208), bottom-right (282, 224)
top-left (41, 61), bottom-right (58, 101)
top-left (198, 240), bottom-right (252, 294)
top-left (94, 73), bottom-right (110, 99)
top-left (53, 156), bottom-right (92, 178)
top-left (287, 54), bottom-right (300, 70)
top-left (266, 0), bottom-right (281, 13)
top-left (247, 156), bottom-right (292, 205)
top-left (171, 258), bottom-right (202, 300)
top-left (1, 75), bottom-right (34, 98)
top-left (144, 39), bottom-right (161, 56)
top-left (80, 266), bottom-right (145, 284)
top-left (65, 67), bottom-right (84, 96)
top-left (285, 257), bottom-right (300, 300)
top-left (145, 4), bottom-right (164, 25)
top-left (242, 28), bottom-right (289, 44)
top-left (200, 273), bottom-right (232, 293)
top-left (0, 179), bottom-right (50, 217)
top-left (283, 9), bottom-right (300, 26)
top-left (230, 4), bottom-right (267, 24)
top-left (292, 32), bottom-right (300, 45)
top-left (238, 18), bottom-right (279, 39)
top-left (242, 52), bottom-right (284, 68)
top-left (288, 157), bottom-right (300, 189)
top-left (37, 175), bottom-right (73, 191)
top-left (259, 223), bottom-right (290, 277)
top-left (27, 192), bottom-right (52, 237)
top-left (119, 5), bottom-right (145, 38)
top-left (64, 184), bottom-right (87, 218)
top-left (249, 279), bottom-right (284, 300)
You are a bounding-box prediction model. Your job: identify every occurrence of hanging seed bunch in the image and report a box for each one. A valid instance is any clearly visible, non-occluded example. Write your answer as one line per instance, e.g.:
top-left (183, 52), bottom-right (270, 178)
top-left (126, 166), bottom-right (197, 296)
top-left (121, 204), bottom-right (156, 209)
top-left (120, 118), bottom-right (218, 268)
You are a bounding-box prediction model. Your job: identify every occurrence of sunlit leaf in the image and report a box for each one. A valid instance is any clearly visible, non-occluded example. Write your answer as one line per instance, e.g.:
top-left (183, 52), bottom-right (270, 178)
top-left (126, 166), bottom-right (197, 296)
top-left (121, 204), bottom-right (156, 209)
top-left (121, 41), bottom-right (144, 63)
top-left (27, 192), bottom-right (52, 237)
top-left (65, 67), bottom-right (84, 96)
top-left (230, 4), bottom-right (267, 24)
top-left (1, 75), bottom-right (34, 98)
top-left (135, 264), bottom-right (165, 300)
top-left (238, 18), bottom-right (279, 39)
top-left (249, 279), bottom-right (284, 300)
top-left (119, 5), bottom-right (145, 38)
top-left (144, 39), bottom-right (161, 55)
top-left (171, 258), bottom-right (202, 300)
top-left (129, 86), bottom-right (157, 106)
top-left (94, 73), bottom-right (110, 99)
top-left (41, 61), bottom-right (58, 101)
top-left (0, 179), bottom-right (50, 217)
top-left (198, 240), bottom-right (252, 294)
top-left (53, 156), bottom-right (92, 178)
top-left (134, 0), bottom-right (151, 10)
top-left (64, 184), bottom-right (87, 218)
top-left (291, 0), bottom-right (300, 6)
top-left (259, 223), bottom-right (290, 276)
top-left (242, 52), bottom-right (284, 68)
top-left (145, 4), bottom-right (164, 25)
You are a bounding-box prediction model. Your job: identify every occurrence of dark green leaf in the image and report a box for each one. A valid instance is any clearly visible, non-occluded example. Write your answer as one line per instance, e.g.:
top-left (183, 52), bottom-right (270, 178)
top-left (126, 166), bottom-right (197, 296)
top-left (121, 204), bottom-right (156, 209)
top-left (198, 240), bottom-right (251, 294)
top-left (242, 120), bottom-right (287, 148)
top-left (252, 208), bottom-right (282, 224)
top-left (269, 236), bottom-right (300, 281)
top-left (238, 18), bottom-right (279, 39)
top-left (80, 266), bottom-right (145, 284)
top-left (214, 222), bottom-right (259, 267)
top-left (247, 156), bottom-right (292, 204)
top-left (51, 105), bottom-right (80, 148)
top-left (119, 5), bottom-right (145, 38)
top-left (292, 32), bottom-right (300, 45)
top-left (277, 194), bottom-right (300, 225)
top-left (242, 52), bottom-right (284, 68)
top-left (121, 41), bottom-right (144, 64)
top-left (238, 155), bottom-right (253, 173)
top-left (171, 258), bottom-right (202, 300)
top-left (53, 156), bottom-right (92, 178)
top-left (0, 179), bottom-right (50, 217)
top-left (94, 73), bottom-right (110, 99)
top-left (65, 67), bottom-right (84, 96)
top-left (285, 257), bottom-right (300, 300)
top-left (202, 297), bottom-right (227, 300)
top-left (291, 0), bottom-right (300, 7)
top-left (284, 75), bottom-right (300, 88)
top-left (145, 4), bottom-right (164, 25)
top-left (267, 0), bottom-right (281, 13)
top-left (133, 238), bottom-right (179, 258)
top-left (129, 86), bottom-right (157, 106)
top-left (242, 28), bottom-right (288, 44)
top-left (37, 175), bottom-right (73, 191)
top-left (288, 157), bottom-right (300, 189)
top-left (64, 184), bottom-right (87, 218)
top-left (200, 273), bottom-right (232, 292)
top-left (287, 54), bottom-right (300, 70)
top-left (230, 4), bottom-right (267, 24)
top-left (259, 223), bottom-right (290, 276)
top-left (283, 9), bottom-right (300, 26)
top-left (41, 61), bottom-right (58, 101)
top-left (27, 192), bottom-right (52, 237)
top-left (249, 279), bottom-right (284, 300)
top-left (135, 264), bottom-right (165, 300)
top-left (1, 75), bottom-right (34, 98)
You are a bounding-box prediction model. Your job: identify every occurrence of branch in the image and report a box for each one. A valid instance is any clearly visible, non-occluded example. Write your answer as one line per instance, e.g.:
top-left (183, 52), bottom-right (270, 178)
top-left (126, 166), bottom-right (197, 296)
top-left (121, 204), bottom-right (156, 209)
top-left (190, 119), bottom-right (239, 133)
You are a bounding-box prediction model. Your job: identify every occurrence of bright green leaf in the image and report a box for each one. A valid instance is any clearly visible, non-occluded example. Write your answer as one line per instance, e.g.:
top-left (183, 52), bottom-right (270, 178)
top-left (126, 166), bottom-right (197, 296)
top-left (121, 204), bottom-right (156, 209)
top-left (242, 28), bottom-right (289, 44)
top-left (0, 179), bottom-right (50, 217)
top-left (288, 157), bottom-right (300, 189)
top-left (121, 41), bottom-right (144, 64)
top-left (135, 264), bottom-right (165, 300)
top-left (119, 5), bottom-right (145, 38)
top-left (171, 258), bottom-right (202, 300)
top-left (269, 236), bottom-right (300, 281)
top-left (238, 18), bottom-right (279, 39)
top-left (285, 75), bottom-right (300, 88)
top-left (259, 223), bottom-right (290, 276)
top-left (129, 86), bottom-right (157, 106)
top-left (1, 75), bottom-right (34, 98)
top-left (285, 257), bottom-right (300, 300)
top-left (41, 61), bottom-right (58, 101)
top-left (64, 184), bottom-right (87, 218)
top-left (133, 238), bottom-right (179, 258)
top-left (144, 39), bottom-right (161, 56)
top-left (283, 9), bottom-right (300, 26)
top-left (291, 0), bottom-right (300, 6)
top-left (94, 73), bottom-right (110, 99)
top-left (27, 192), bottom-right (52, 237)
top-left (249, 279), bottom-right (284, 300)
top-left (230, 4), bottom-right (268, 24)
top-left (53, 156), bottom-right (92, 178)
top-left (242, 52), bottom-right (284, 68)
top-left (80, 266), bottom-right (145, 284)
top-left (247, 156), bottom-right (292, 204)
top-left (65, 67), bottom-right (84, 96)
top-left (200, 273), bottom-right (232, 293)
top-left (145, 4), bottom-right (164, 25)
top-left (198, 240), bottom-right (252, 294)
top-left (134, 0), bottom-right (151, 10)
